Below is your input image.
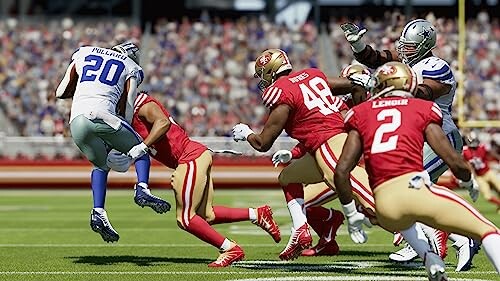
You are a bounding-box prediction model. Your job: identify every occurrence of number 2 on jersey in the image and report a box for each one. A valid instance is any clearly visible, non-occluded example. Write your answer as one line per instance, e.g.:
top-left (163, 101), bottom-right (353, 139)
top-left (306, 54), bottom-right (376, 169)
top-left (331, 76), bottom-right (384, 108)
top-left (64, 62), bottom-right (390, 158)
top-left (371, 108), bottom-right (401, 154)
top-left (300, 77), bottom-right (342, 116)
top-left (80, 55), bottom-right (125, 86)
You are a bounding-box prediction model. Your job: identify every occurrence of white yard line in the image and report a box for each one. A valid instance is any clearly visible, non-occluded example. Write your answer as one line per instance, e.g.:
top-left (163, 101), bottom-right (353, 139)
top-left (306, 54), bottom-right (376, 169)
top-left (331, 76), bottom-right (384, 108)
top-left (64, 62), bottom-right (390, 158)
top-left (0, 243), bottom-right (394, 247)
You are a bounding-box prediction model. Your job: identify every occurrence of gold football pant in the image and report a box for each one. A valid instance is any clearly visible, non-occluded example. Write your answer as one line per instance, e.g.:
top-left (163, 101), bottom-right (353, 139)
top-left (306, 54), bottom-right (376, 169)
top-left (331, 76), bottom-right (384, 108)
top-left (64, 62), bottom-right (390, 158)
top-left (279, 133), bottom-right (375, 212)
top-left (171, 150), bottom-right (216, 228)
top-left (374, 172), bottom-right (499, 241)
top-left (476, 170), bottom-right (500, 203)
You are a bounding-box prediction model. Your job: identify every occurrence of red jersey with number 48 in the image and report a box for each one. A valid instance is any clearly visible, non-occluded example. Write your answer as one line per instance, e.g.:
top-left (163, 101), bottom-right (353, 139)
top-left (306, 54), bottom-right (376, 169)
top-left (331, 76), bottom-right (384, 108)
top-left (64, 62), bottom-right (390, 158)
top-left (344, 97), bottom-right (443, 189)
top-left (463, 144), bottom-right (490, 176)
top-left (262, 68), bottom-right (345, 152)
top-left (132, 93), bottom-right (207, 169)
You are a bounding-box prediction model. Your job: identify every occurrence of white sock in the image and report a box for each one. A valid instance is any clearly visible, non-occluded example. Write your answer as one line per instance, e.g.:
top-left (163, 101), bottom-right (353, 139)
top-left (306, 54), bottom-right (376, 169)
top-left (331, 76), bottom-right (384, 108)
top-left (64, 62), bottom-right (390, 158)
top-left (220, 238), bottom-right (232, 252)
top-left (449, 233), bottom-right (468, 247)
top-left (482, 233), bottom-right (500, 273)
top-left (287, 199), bottom-right (307, 229)
top-left (401, 223), bottom-right (432, 260)
top-left (137, 182), bottom-right (148, 189)
top-left (249, 208), bottom-right (257, 220)
top-left (93, 207), bottom-right (105, 214)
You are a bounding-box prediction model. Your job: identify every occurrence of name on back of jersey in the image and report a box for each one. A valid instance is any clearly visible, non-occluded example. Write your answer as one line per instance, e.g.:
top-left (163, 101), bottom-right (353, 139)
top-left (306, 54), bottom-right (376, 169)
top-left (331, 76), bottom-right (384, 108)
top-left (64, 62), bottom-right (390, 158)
top-left (288, 72), bottom-right (310, 83)
top-left (90, 47), bottom-right (128, 60)
top-left (372, 98), bottom-right (409, 108)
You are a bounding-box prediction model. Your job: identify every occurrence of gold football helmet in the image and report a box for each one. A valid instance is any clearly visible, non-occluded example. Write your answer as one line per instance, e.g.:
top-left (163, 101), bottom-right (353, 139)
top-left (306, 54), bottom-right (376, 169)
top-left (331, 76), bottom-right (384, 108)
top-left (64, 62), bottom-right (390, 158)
top-left (371, 62), bottom-right (417, 98)
top-left (254, 49), bottom-right (292, 91)
top-left (340, 64), bottom-right (370, 78)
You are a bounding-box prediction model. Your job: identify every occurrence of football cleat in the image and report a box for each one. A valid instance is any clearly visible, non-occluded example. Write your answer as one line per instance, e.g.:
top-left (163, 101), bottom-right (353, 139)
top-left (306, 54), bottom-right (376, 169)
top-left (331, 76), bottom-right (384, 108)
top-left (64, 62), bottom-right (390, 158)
top-left (454, 238), bottom-right (481, 272)
top-left (134, 184), bottom-right (171, 214)
top-left (389, 243), bottom-right (419, 262)
top-left (279, 223), bottom-right (313, 261)
top-left (425, 252), bottom-right (448, 281)
top-left (208, 244), bottom-right (245, 267)
top-left (252, 205), bottom-right (281, 243)
top-left (90, 209), bottom-right (120, 243)
top-left (302, 209), bottom-right (344, 256)
top-left (426, 229), bottom-right (448, 259)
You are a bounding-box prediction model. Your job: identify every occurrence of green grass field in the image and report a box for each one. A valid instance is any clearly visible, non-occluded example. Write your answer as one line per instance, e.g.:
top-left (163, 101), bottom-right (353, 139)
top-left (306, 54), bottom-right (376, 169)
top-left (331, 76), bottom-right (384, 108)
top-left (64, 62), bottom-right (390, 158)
top-left (0, 189), bottom-right (498, 281)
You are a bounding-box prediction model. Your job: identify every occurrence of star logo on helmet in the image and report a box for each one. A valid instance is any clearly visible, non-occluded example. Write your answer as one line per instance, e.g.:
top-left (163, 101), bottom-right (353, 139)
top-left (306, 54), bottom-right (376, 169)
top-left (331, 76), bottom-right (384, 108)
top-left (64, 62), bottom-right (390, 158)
top-left (419, 28), bottom-right (431, 39)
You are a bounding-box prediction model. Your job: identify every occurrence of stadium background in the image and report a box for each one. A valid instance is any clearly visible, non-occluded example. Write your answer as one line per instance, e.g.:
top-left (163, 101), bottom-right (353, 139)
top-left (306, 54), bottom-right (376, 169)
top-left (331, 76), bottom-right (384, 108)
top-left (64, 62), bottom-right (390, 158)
top-left (0, 0), bottom-right (498, 188)
top-left (0, 1), bottom-right (499, 280)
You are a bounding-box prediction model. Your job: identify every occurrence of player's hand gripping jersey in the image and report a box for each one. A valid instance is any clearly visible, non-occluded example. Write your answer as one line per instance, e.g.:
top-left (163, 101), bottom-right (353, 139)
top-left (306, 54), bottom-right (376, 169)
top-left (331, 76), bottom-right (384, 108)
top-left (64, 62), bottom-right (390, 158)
top-left (463, 144), bottom-right (490, 176)
top-left (344, 97), bottom-right (443, 188)
top-left (262, 68), bottom-right (345, 152)
top-left (69, 46), bottom-right (144, 123)
top-left (132, 93), bottom-right (206, 168)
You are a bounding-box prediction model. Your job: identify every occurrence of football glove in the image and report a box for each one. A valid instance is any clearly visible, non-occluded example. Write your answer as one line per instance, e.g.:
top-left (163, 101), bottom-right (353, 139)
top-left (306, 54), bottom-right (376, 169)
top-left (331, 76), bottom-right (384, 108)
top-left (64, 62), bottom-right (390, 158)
top-left (127, 142), bottom-right (149, 160)
top-left (106, 149), bottom-right (132, 173)
top-left (349, 73), bottom-right (376, 90)
top-left (232, 123), bottom-right (254, 142)
top-left (458, 176), bottom-right (480, 202)
top-left (408, 171), bottom-right (432, 189)
top-left (340, 22), bottom-right (367, 53)
top-left (342, 200), bottom-right (372, 244)
top-left (272, 150), bottom-right (292, 167)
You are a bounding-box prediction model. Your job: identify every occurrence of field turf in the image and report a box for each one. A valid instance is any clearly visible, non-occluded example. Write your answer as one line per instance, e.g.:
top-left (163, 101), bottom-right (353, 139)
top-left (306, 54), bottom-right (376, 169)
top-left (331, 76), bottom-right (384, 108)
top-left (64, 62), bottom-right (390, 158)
top-left (0, 189), bottom-right (498, 281)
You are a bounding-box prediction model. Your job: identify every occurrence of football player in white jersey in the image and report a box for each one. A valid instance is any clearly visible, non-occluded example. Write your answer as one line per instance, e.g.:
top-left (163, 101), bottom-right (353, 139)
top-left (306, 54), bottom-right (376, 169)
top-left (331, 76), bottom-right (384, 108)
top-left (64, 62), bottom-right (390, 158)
top-left (55, 42), bottom-right (171, 243)
top-left (341, 19), bottom-right (480, 271)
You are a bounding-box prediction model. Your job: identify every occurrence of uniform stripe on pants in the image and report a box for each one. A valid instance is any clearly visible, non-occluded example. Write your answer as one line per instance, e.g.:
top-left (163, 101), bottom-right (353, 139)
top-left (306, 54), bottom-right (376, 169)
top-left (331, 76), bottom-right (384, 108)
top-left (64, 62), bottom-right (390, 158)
top-left (305, 188), bottom-right (336, 208)
top-left (319, 143), bottom-right (375, 208)
top-left (429, 185), bottom-right (497, 229)
top-left (181, 161), bottom-right (196, 227)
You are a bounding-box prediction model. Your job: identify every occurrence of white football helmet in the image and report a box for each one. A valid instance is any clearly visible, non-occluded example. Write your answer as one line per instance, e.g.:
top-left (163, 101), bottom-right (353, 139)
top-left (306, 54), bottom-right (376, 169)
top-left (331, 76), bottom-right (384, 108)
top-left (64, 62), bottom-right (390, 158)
top-left (112, 42), bottom-right (140, 64)
top-left (396, 19), bottom-right (437, 66)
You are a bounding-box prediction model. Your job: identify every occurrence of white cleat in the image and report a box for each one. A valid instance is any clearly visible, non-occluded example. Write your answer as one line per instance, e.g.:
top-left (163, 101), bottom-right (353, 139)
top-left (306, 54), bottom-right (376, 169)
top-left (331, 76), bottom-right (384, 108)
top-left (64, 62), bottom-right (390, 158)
top-left (389, 243), bottom-right (418, 262)
top-left (454, 238), bottom-right (481, 272)
top-left (425, 252), bottom-right (448, 281)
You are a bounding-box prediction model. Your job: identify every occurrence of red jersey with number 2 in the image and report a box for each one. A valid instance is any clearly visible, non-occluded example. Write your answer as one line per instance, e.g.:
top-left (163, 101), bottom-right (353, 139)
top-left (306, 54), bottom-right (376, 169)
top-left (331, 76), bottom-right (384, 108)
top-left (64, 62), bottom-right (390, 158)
top-left (463, 144), bottom-right (490, 176)
top-left (262, 68), bottom-right (346, 152)
top-left (132, 93), bottom-right (207, 169)
top-left (344, 97), bottom-right (443, 189)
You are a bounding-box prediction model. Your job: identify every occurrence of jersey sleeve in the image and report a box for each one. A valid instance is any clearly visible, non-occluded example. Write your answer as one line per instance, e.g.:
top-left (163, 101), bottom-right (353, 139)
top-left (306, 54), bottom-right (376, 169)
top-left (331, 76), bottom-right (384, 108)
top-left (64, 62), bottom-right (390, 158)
top-left (343, 108), bottom-right (358, 131)
top-left (126, 64), bottom-right (145, 86)
top-left (420, 58), bottom-right (454, 85)
top-left (428, 102), bottom-right (443, 126)
top-left (262, 85), bottom-right (294, 109)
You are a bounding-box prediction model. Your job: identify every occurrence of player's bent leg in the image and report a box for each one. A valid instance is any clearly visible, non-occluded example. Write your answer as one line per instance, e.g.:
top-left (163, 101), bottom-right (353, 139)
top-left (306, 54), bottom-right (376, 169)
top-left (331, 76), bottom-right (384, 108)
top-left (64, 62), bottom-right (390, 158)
top-left (70, 116), bottom-right (119, 243)
top-left (478, 172), bottom-right (500, 207)
top-left (172, 151), bottom-right (245, 267)
top-left (101, 121), bottom-right (170, 213)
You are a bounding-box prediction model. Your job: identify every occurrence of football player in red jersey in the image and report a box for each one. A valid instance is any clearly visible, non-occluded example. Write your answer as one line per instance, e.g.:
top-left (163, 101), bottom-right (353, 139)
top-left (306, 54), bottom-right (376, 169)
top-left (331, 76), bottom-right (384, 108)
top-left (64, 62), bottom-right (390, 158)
top-left (232, 49), bottom-right (374, 260)
top-left (463, 132), bottom-right (500, 213)
top-left (334, 62), bottom-right (500, 280)
top-left (111, 91), bottom-right (281, 267)
top-left (270, 63), bottom-right (372, 257)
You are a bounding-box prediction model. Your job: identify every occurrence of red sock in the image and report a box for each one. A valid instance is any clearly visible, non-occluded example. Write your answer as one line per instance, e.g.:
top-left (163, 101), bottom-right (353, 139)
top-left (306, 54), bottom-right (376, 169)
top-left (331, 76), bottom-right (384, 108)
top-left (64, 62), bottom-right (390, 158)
top-left (306, 206), bottom-right (332, 236)
top-left (283, 183), bottom-right (304, 202)
top-left (488, 197), bottom-right (500, 206)
top-left (183, 215), bottom-right (226, 249)
top-left (211, 206), bottom-right (250, 224)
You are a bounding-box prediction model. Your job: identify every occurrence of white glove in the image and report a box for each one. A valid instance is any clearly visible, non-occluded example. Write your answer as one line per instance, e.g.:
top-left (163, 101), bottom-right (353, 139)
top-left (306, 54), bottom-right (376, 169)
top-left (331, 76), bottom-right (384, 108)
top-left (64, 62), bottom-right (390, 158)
top-left (127, 142), bottom-right (149, 160)
top-left (458, 176), bottom-right (480, 202)
top-left (408, 171), bottom-right (432, 189)
top-left (340, 22), bottom-right (367, 53)
top-left (342, 200), bottom-right (372, 244)
top-left (232, 123), bottom-right (254, 142)
top-left (106, 149), bottom-right (132, 173)
top-left (349, 73), bottom-right (376, 90)
top-left (272, 150), bottom-right (292, 167)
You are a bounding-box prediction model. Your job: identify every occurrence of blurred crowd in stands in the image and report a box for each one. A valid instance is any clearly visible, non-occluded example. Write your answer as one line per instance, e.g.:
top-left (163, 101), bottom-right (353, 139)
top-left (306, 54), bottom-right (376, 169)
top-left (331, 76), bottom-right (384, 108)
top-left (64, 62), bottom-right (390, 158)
top-left (0, 11), bottom-right (498, 159)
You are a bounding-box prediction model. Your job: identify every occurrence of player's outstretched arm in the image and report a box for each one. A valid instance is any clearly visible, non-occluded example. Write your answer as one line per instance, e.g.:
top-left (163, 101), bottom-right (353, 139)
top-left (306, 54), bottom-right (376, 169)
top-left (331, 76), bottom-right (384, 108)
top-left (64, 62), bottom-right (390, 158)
top-left (340, 22), bottom-right (399, 69)
top-left (328, 77), bottom-right (366, 100)
top-left (425, 123), bottom-right (471, 182)
top-left (415, 79), bottom-right (452, 101)
top-left (233, 104), bottom-right (290, 152)
top-left (137, 102), bottom-right (171, 147)
top-left (55, 62), bottom-right (78, 99)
